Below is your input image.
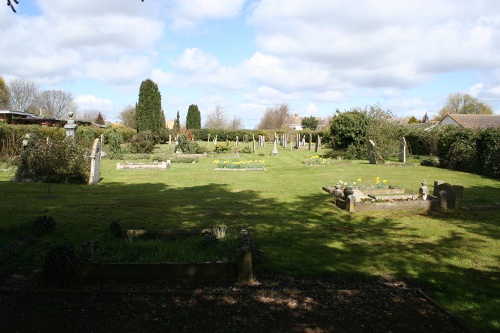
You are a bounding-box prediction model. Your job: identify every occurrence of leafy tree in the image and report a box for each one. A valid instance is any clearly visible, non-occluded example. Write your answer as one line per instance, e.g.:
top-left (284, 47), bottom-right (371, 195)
top-left (257, 104), bottom-right (291, 130)
top-left (408, 116), bottom-right (419, 124)
top-left (204, 105), bottom-right (229, 129)
top-left (301, 116), bottom-right (319, 130)
top-left (38, 89), bottom-right (76, 119)
top-left (0, 76), bottom-right (10, 109)
top-left (135, 79), bottom-right (163, 135)
top-left (186, 104), bottom-right (201, 129)
top-left (95, 112), bottom-right (105, 125)
top-left (118, 104), bottom-right (136, 129)
top-left (8, 77), bottom-right (39, 112)
top-left (329, 108), bottom-right (368, 151)
top-left (438, 92), bottom-right (493, 118)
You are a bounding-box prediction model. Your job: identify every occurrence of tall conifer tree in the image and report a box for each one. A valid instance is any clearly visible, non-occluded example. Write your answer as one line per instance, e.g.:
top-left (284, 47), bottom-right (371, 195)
top-left (186, 104), bottom-right (201, 129)
top-left (136, 79), bottom-right (163, 134)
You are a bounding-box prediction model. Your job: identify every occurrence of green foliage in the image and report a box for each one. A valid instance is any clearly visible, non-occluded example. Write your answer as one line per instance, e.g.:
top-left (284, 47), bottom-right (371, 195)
top-left (476, 127), bottom-right (500, 178)
top-left (0, 76), bottom-right (10, 109)
top-left (135, 79), bottom-right (163, 135)
top-left (14, 135), bottom-right (91, 184)
top-left (301, 116), bottom-right (319, 130)
top-left (106, 128), bottom-right (123, 159)
top-left (329, 108), bottom-right (368, 157)
top-left (439, 92), bottom-right (494, 118)
top-left (436, 126), bottom-right (477, 172)
top-left (130, 131), bottom-right (155, 154)
top-left (214, 144), bottom-right (231, 154)
top-left (407, 116), bottom-right (419, 124)
top-left (186, 104), bottom-right (201, 129)
top-left (173, 111), bottom-right (181, 135)
top-left (176, 132), bottom-right (204, 154)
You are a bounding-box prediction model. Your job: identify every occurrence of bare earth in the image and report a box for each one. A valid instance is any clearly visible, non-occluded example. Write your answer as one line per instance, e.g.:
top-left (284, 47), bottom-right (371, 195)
top-left (0, 274), bottom-right (470, 333)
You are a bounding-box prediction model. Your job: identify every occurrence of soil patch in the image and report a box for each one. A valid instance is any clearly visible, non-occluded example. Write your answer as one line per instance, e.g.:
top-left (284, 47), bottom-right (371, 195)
top-left (0, 274), bottom-right (471, 332)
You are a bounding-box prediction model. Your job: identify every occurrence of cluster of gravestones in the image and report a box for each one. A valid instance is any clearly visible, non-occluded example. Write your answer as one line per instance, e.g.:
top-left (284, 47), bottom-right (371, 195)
top-left (367, 137), bottom-right (409, 164)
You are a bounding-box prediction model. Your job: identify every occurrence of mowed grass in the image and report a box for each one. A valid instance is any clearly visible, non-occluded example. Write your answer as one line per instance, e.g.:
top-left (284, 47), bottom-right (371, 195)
top-left (0, 143), bottom-right (499, 332)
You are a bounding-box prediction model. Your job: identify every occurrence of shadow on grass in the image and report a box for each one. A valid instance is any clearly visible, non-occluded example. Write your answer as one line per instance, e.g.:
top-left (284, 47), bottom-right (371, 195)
top-left (0, 180), bottom-right (498, 331)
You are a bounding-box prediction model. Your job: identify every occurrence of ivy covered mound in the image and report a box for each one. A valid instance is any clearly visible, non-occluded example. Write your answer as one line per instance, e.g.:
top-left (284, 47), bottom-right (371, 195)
top-left (0, 275), bottom-right (468, 332)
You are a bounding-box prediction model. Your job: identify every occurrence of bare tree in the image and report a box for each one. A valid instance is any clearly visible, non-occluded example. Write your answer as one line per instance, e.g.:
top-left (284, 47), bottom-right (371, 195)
top-left (80, 110), bottom-right (101, 123)
top-left (256, 104), bottom-right (291, 130)
top-left (204, 105), bottom-right (229, 129)
top-left (119, 104), bottom-right (136, 129)
top-left (38, 89), bottom-right (77, 120)
top-left (8, 77), bottom-right (39, 112)
top-left (228, 115), bottom-right (243, 130)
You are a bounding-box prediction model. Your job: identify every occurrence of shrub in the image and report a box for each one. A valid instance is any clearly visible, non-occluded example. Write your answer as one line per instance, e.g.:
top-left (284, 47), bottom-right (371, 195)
top-left (214, 144), bottom-right (231, 154)
top-left (176, 132), bottom-right (204, 154)
top-left (130, 131), bottom-right (155, 154)
top-left (106, 128), bottom-right (123, 159)
top-left (437, 126), bottom-right (477, 172)
top-left (476, 127), bottom-right (500, 178)
top-left (41, 243), bottom-right (88, 287)
top-left (14, 135), bottom-right (91, 184)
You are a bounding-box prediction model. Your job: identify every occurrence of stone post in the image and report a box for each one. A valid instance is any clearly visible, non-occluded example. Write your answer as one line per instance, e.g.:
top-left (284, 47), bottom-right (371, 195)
top-left (309, 134), bottom-right (312, 150)
top-left (236, 136), bottom-right (239, 147)
top-left (399, 137), bottom-right (407, 163)
top-left (64, 111), bottom-right (78, 138)
top-left (368, 140), bottom-right (377, 164)
top-left (237, 247), bottom-right (253, 284)
top-left (271, 136), bottom-right (279, 156)
top-left (346, 195), bottom-right (356, 212)
top-left (419, 180), bottom-right (428, 200)
top-left (439, 190), bottom-right (448, 210)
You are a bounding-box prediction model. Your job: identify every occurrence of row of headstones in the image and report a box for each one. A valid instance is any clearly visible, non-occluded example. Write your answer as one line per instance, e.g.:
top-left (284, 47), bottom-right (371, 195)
top-left (367, 137), bottom-right (409, 164)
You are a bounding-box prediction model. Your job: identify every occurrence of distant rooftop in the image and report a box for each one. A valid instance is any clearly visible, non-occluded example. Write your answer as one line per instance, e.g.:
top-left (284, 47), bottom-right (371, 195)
top-left (437, 114), bottom-right (500, 129)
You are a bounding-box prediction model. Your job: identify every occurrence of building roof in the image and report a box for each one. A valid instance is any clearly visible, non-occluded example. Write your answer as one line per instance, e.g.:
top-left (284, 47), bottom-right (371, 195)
top-left (437, 114), bottom-right (500, 129)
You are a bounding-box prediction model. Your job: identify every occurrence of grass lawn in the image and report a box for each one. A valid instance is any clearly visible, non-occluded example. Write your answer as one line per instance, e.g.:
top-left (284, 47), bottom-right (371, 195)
top-left (1, 142), bottom-right (499, 332)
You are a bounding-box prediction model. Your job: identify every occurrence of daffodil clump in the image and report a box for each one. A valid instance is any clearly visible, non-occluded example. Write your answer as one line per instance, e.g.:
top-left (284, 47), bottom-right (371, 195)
top-left (213, 159), bottom-right (266, 169)
top-left (303, 155), bottom-right (334, 166)
top-left (338, 177), bottom-right (388, 190)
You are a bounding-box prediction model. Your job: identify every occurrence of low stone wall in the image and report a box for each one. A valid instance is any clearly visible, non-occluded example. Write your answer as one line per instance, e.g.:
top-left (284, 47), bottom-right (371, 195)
top-left (116, 161), bottom-right (171, 170)
top-left (87, 249), bottom-right (253, 284)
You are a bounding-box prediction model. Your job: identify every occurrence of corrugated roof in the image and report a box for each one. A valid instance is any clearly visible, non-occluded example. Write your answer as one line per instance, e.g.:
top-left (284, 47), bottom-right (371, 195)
top-left (439, 114), bottom-right (500, 129)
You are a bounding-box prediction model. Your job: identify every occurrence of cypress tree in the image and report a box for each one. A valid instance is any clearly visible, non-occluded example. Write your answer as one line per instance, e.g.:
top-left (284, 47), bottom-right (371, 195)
top-left (186, 104), bottom-right (201, 129)
top-left (136, 79), bottom-right (163, 134)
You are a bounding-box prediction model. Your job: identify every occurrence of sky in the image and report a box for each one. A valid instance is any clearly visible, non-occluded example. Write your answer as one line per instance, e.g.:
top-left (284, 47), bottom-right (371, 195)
top-left (1, 0), bottom-right (500, 128)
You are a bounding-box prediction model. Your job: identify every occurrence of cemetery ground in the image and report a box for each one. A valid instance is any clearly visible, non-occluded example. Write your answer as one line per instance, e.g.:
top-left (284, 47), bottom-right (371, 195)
top-left (0, 144), bottom-right (499, 332)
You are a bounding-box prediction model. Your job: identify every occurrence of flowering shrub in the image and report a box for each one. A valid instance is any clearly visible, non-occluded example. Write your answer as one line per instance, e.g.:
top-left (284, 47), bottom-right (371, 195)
top-left (302, 155), bottom-right (334, 165)
top-left (338, 177), bottom-right (388, 190)
top-left (213, 159), bottom-right (265, 169)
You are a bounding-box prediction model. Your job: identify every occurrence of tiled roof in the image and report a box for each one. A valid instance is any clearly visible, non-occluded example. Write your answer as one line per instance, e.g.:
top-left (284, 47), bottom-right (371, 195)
top-left (439, 114), bottom-right (500, 129)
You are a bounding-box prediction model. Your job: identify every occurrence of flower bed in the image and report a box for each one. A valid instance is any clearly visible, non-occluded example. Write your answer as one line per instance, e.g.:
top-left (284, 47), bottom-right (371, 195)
top-left (213, 159), bottom-right (266, 170)
top-left (302, 155), bottom-right (335, 166)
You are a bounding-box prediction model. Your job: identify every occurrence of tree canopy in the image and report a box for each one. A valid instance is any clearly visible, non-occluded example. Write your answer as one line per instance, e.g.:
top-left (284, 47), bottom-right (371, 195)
top-left (204, 105), bottom-right (229, 130)
top-left (0, 76), bottom-right (9, 109)
top-left (438, 92), bottom-right (493, 118)
top-left (135, 79), bottom-right (163, 134)
top-left (301, 116), bottom-right (319, 130)
top-left (185, 104), bottom-right (201, 129)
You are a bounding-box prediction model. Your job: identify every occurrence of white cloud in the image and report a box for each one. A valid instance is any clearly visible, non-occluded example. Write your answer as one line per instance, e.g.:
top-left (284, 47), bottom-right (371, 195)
top-left (75, 94), bottom-right (113, 111)
top-left (85, 56), bottom-right (152, 84)
top-left (248, 0), bottom-right (500, 89)
top-left (305, 102), bottom-right (318, 115)
top-left (168, 0), bottom-right (246, 30)
top-left (313, 91), bottom-right (347, 102)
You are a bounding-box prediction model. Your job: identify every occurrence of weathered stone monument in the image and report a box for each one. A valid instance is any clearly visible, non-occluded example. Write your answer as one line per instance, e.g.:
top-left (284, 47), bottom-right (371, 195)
top-left (368, 140), bottom-right (377, 164)
top-left (419, 180), bottom-right (429, 200)
top-left (315, 135), bottom-right (321, 153)
top-left (271, 135), bottom-right (279, 156)
top-left (88, 138), bottom-right (102, 185)
top-left (64, 111), bottom-right (78, 138)
top-left (399, 137), bottom-right (407, 163)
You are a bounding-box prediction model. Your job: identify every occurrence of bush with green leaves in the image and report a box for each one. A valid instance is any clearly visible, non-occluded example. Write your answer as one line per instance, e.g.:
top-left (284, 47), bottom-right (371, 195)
top-left (437, 126), bottom-right (477, 173)
top-left (476, 127), bottom-right (500, 178)
top-left (14, 135), bottom-right (91, 184)
top-left (41, 243), bottom-right (88, 287)
top-left (106, 128), bottom-right (123, 159)
top-left (214, 144), bottom-right (231, 154)
top-left (130, 131), bottom-right (155, 154)
top-left (176, 132), bottom-right (204, 154)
